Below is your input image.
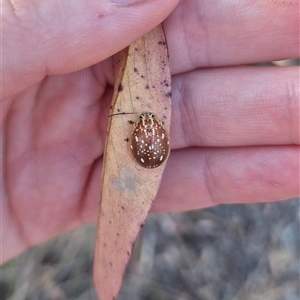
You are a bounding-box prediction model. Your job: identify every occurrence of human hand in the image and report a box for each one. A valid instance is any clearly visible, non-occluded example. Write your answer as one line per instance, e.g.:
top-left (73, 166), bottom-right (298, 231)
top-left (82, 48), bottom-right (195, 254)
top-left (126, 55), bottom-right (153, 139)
top-left (1, 0), bottom-right (299, 263)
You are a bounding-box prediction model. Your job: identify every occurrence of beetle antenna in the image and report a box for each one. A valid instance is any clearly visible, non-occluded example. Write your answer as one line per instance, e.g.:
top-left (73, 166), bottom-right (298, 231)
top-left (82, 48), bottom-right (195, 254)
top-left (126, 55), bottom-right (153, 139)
top-left (108, 112), bottom-right (136, 118)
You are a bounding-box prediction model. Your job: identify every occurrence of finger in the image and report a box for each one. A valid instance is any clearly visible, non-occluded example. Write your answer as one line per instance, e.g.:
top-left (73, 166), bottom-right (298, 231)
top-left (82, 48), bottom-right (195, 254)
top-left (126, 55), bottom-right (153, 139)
top-left (151, 146), bottom-right (300, 213)
top-left (3, 0), bottom-right (179, 99)
top-left (170, 66), bottom-right (300, 148)
top-left (164, 0), bottom-right (299, 74)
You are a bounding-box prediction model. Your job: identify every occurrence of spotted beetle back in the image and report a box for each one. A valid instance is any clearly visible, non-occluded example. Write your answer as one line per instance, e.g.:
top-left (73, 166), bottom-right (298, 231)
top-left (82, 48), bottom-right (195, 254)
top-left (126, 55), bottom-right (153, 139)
top-left (130, 112), bottom-right (170, 168)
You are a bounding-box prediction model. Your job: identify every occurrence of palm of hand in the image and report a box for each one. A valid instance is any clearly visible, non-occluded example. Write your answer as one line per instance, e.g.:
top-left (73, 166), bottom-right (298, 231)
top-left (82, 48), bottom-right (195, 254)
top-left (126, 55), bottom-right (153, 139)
top-left (3, 61), bottom-right (116, 255)
top-left (3, 65), bottom-right (112, 253)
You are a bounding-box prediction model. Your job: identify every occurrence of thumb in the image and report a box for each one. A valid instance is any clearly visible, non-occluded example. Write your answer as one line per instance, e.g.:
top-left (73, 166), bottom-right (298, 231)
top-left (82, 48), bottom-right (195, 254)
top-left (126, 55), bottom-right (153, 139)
top-left (3, 0), bottom-right (179, 99)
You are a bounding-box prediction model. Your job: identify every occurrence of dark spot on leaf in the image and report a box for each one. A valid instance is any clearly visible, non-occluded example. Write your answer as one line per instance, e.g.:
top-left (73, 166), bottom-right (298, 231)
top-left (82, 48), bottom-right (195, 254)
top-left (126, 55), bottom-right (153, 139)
top-left (135, 47), bottom-right (138, 51)
top-left (109, 220), bottom-right (112, 224)
top-left (117, 108), bottom-right (120, 112)
top-left (158, 41), bottom-right (166, 46)
top-left (165, 92), bottom-right (172, 98)
top-left (145, 85), bottom-right (150, 89)
top-left (110, 262), bottom-right (112, 267)
top-left (124, 138), bottom-right (129, 142)
top-left (141, 75), bottom-right (145, 79)
top-left (140, 223), bottom-right (144, 229)
top-left (128, 120), bottom-right (134, 125)
top-left (117, 232), bottom-right (120, 236)
top-left (121, 206), bottom-right (125, 210)
top-left (152, 85), bottom-right (156, 88)
top-left (118, 84), bottom-right (123, 92)
top-left (134, 67), bottom-right (138, 73)
top-left (130, 242), bottom-right (136, 254)
top-left (136, 96), bottom-right (140, 99)
top-left (165, 83), bottom-right (169, 87)
top-left (164, 107), bottom-right (167, 110)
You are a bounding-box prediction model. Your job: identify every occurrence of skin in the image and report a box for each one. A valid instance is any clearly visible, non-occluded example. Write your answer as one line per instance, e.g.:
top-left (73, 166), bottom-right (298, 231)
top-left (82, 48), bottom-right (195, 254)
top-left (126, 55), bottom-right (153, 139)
top-left (1, 0), bottom-right (299, 266)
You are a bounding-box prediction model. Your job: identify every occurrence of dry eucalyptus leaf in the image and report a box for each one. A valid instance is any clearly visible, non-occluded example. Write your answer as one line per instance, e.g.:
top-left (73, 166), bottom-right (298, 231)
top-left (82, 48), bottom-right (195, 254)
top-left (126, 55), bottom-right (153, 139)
top-left (93, 24), bottom-right (172, 300)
